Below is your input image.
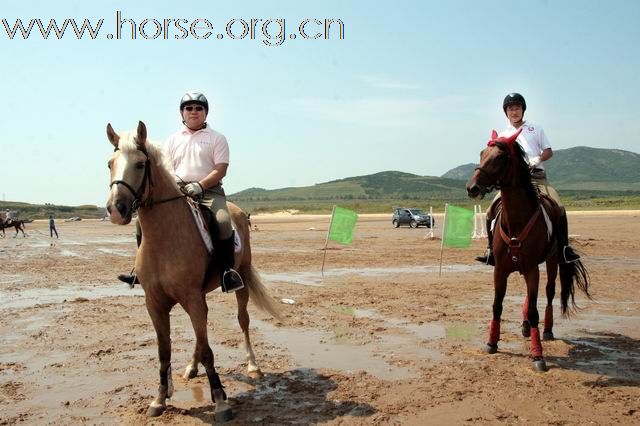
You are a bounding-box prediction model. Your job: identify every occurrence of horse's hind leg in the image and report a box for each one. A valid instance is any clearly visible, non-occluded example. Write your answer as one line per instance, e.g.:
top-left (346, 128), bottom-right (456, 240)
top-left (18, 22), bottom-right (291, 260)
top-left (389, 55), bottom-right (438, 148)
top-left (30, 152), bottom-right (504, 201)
top-left (146, 303), bottom-right (174, 417)
top-left (184, 295), bottom-right (233, 422)
top-left (543, 259), bottom-right (558, 341)
top-left (236, 287), bottom-right (262, 378)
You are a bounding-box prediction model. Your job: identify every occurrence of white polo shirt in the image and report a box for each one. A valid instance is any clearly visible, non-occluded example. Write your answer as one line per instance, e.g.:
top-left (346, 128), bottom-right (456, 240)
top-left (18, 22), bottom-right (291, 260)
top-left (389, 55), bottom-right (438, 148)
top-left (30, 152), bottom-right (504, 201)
top-left (165, 125), bottom-right (230, 182)
top-left (499, 120), bottom-right (552, 170)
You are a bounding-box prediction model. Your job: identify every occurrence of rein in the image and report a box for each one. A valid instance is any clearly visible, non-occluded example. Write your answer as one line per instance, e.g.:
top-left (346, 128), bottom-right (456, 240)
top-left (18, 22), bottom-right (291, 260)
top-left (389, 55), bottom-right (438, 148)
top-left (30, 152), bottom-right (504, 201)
top-left (110, 147), bottom-right (186, 211)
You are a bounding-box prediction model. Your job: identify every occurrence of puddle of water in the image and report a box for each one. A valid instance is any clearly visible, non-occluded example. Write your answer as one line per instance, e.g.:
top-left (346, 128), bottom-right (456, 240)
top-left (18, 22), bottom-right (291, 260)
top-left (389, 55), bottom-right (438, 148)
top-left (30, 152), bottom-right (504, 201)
top-left (0, 274), bottom-right (24, 285)
top-left (252, 319), bottom-right (414, 380)
top-left (95, 247), bottom-right (131, 257)
top-left (354, 308), bottom-right (451, 341)
top-left (59, 249), bottom-right (83, 257)
top-left (0, 284), bottom-right (144, 309)
top-left (86, 237), bottom-right (135, 244)
top-left (263, 264), bottom-right (490, 286)
top-left (59, 240), bottom-right (87, 246)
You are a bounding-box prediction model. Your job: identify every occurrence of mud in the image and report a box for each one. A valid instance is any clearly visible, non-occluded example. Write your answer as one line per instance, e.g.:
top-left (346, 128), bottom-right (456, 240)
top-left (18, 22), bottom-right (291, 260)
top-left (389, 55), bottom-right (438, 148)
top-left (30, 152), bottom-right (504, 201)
top-left (0, 212), bottom-right (639, 424)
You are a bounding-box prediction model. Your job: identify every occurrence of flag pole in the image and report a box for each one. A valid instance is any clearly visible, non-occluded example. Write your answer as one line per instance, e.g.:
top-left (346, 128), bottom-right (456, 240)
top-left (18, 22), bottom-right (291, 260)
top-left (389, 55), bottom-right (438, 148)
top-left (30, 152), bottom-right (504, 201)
top-left (439, 203), bottom-right (448, 277)
top-left (321, 205), bottom-right (336, 279)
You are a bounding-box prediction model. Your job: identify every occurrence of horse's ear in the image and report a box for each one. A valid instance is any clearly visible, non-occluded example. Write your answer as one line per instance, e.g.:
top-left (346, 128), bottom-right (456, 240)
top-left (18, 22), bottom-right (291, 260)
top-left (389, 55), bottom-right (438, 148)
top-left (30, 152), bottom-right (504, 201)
top-left (491, 130), bottom-right (498, 140)
top-left (136, 121), bottom-right (147, 149)
top-left (106, 123), bottom-right (119, 148)
top-left (504, 127), bottom-right (523, 144)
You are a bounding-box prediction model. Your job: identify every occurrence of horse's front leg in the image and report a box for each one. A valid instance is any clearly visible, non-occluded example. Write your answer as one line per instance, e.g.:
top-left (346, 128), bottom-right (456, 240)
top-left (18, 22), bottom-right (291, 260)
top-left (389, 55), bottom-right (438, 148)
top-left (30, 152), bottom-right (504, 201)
top-left (485, 268), bottom-right (509, 354)
top-left (543, 258), bottom-right (558, 341)
top-left (524, 268), bottom-right (547, 372)
top-left (146, 302), bottom-right (174, 417)
top-left (236, 287), bottom-right (263, 378)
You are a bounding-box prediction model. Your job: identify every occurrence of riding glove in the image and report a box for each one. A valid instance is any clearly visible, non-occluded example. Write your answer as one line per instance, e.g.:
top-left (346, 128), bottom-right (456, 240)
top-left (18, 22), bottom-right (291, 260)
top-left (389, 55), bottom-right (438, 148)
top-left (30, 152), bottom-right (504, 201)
top-left (527, 155), bottom-right (541, 168)
top-left (184, 182), bottom-right (204, 197)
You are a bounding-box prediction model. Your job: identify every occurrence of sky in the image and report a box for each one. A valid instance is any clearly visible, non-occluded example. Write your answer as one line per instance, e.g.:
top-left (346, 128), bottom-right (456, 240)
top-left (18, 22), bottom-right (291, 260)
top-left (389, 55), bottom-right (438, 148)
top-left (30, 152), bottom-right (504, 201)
top-left (1, 0), bottom-right (639, 206)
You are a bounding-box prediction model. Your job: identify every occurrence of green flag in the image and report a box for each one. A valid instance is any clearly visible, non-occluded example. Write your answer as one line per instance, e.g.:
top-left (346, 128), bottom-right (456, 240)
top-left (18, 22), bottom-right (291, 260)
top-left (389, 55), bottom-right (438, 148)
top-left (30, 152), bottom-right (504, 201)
top-left (443, 205), bottom-right (474, 248)
top-left (328, 206), bottom-right (358, 244)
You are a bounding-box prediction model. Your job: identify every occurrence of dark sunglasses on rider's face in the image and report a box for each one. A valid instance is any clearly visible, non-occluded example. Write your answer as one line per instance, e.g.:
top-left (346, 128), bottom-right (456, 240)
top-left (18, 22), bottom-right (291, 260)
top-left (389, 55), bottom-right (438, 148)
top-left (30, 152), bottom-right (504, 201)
top-left (184, 106), bottom-right (204, 112)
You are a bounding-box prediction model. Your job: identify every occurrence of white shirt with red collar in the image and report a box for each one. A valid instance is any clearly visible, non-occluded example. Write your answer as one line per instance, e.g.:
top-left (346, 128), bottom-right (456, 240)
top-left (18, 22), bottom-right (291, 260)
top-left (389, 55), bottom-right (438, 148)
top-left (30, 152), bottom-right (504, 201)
top-left (499, 120), bottom-right (552, 170)
top-left (165, 125), bottom-right (230, 182)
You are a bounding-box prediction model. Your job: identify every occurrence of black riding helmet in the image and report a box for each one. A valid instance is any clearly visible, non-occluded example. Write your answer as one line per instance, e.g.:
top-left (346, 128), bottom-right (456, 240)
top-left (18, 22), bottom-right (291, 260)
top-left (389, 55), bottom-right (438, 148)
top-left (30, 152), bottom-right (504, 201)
top-left (180, 92), bottom-right (209, 112)
top-left (503, 92), bottom-right (526, 114)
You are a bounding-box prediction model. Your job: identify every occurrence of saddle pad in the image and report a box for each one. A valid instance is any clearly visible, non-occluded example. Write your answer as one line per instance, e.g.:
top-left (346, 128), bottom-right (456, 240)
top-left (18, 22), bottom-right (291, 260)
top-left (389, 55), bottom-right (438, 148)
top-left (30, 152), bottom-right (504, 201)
top-left (186, 198), bottom-right (242, 255)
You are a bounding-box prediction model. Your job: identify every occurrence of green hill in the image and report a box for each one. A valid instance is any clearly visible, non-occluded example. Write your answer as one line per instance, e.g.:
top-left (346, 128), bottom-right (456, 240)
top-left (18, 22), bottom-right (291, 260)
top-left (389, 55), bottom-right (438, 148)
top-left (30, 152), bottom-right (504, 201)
top-left (3, 147), bottom-right (638, 217)
top-left (0, 201), bottom-right (105, 221)
top-left (231, 147), bottom-right (640, 212)
top-left (441, 146), bottom-right (640, 190)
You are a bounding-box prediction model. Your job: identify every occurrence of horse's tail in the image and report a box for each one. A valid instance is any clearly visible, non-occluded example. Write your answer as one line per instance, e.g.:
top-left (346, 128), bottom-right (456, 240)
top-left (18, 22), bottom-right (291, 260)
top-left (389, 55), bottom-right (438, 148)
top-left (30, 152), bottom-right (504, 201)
top-left (239, 264), bottom-right (282, 320)
top-left (559, 258), bottom-right (591, 316)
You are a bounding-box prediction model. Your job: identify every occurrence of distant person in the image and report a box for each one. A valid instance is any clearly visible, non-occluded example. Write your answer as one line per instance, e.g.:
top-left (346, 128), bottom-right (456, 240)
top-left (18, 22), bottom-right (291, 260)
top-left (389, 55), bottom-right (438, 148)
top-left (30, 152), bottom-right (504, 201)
top-left (247, 213), bottom-right (252, 229)
top-left (117, 91), bottom-right (244, 293)
top-left (475, 92), bottom-right (580, 266)
top-left (3, 209), bottom-right (12, 225)
top-left (49, 215), bottom-right (59, 238)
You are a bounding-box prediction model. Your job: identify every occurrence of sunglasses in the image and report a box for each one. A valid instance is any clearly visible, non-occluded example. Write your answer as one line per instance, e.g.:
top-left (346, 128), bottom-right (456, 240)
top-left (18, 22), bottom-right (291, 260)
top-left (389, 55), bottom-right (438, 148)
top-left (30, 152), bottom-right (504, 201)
top-left (184, 106), bottom-right (205, 112)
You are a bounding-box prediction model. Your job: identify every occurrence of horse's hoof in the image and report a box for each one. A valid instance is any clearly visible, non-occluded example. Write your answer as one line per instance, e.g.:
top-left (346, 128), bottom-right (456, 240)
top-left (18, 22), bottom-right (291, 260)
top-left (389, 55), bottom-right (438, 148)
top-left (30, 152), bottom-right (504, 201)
top-left (521, 321), bottom-right (531, 338)
top-left (483, 344), bottom-right (498, 354)
top-left (146, 402), bottom-right (167, 417)
top-left (248, 369), bottom-right (264, 379)
top-left (542, 330), bottom-right (555, 341)
top-left (183, 366), bottom-right (198, 380)
top-left (532, 359), bottom-right (548, 372)
top-left (215, 407), bottom-right (234, 422)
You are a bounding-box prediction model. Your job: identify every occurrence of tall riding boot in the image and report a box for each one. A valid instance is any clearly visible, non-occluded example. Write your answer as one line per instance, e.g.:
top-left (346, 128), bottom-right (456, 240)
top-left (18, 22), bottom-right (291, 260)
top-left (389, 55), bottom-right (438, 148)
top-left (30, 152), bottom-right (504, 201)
top-left (475, 218), bottom-right (495, 266)
top-left (219, 232), bottom-right (244, 293)
top-left (557, 213), bottom-right (580, 263)
top-left (117, 232), bottom-right (141, 286)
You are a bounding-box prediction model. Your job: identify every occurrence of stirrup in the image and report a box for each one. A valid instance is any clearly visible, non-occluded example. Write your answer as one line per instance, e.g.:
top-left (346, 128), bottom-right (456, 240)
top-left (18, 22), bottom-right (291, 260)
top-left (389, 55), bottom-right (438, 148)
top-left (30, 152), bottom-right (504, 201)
top-left (221, 269), bottom-right (244, 293)
top-left (475, 250), bottom-right (495, 266)
top-left (561, 246), bottom-right (580, 264)
top-left (117, 273), bottom-right (139, 288)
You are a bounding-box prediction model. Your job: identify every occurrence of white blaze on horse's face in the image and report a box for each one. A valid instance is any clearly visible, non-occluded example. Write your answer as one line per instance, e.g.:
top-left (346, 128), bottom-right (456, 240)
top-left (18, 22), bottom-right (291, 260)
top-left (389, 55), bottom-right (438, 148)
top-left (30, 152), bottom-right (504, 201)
top-left (106, 122), bottom-right (149, 225)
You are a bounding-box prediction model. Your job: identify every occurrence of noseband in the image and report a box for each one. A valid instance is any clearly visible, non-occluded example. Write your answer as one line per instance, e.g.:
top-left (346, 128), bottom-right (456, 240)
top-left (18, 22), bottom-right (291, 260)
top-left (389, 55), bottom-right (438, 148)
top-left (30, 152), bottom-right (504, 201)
top-left (109, 147), bottom-right (153, 211)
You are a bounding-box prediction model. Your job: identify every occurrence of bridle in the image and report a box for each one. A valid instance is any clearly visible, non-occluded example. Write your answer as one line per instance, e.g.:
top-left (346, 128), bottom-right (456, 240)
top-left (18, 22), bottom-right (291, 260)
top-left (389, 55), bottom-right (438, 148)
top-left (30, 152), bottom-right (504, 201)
top-left (474, 143), bottom-right (515, 195)
top-left (109, 147), bottom-right (184, 211)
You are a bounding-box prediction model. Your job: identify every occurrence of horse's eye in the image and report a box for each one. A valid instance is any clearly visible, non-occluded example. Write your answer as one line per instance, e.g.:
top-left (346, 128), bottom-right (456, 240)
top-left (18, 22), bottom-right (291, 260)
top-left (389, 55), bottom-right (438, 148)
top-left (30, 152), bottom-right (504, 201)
top-left (136, 162), bottom-right (145, 170)
top-left (107, 160), bottom-right (113, 170)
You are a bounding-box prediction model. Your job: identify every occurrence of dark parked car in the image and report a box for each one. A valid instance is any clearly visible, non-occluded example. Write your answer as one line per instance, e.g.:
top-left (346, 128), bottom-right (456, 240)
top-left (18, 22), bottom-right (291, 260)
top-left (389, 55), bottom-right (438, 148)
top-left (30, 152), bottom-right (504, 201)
top-left (392, 207), bottom-right (435, 228)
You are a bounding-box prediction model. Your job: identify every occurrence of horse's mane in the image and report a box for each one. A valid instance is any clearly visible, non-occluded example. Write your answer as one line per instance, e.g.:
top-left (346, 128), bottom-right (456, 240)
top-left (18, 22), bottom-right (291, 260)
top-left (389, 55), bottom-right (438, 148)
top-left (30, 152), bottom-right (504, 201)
top-left (117, 131), bottom-right (180, 191)
top-left (512, 141), bottom-right (540, 204)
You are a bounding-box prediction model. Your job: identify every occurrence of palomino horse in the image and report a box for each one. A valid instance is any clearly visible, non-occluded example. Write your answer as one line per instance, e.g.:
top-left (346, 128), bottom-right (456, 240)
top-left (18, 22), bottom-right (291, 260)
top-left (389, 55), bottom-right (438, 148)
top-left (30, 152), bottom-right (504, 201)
top-left (466, 129), bottom-right (590, 372)
top-left (105, 121), bottom-right (280, 420)
top-left (0, 220), bottom-right (26, 238)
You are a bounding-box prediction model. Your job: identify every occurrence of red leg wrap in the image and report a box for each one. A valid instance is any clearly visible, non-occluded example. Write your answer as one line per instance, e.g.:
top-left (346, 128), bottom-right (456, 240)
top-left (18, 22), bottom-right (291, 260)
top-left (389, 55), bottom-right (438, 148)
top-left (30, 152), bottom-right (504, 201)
top-left (489, 320), bottom-right (500, 345)
top-left (522, 296), bottom-right (529, 321)
top-left (544, 305), bottom-right (553, 330)
top-left (530, 327), bottom-right (543, 358)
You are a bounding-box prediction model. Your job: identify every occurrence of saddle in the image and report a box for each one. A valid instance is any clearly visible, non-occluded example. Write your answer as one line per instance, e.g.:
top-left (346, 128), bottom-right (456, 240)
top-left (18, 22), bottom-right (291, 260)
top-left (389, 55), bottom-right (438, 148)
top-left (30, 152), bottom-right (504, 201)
top-left (185, 197), bottom-right (241, 255)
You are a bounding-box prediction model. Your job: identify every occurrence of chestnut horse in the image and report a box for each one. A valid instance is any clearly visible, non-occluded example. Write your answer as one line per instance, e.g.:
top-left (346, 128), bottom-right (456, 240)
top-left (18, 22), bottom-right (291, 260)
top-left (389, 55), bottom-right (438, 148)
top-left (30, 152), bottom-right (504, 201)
top-left (0, 220), bottom-right (26, 238)
top-left (466, 129), bottom-right (590, 372)
top-left (105, 122), bottom-right (280, 420)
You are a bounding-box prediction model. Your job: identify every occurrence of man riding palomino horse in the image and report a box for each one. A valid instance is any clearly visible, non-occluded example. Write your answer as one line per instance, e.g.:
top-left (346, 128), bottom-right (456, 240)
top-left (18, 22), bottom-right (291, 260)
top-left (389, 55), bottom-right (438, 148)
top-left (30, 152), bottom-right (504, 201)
top-left (475, 92), bottom-right (580, 266)
top-left (117, 92), bottom-right (244, 293)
